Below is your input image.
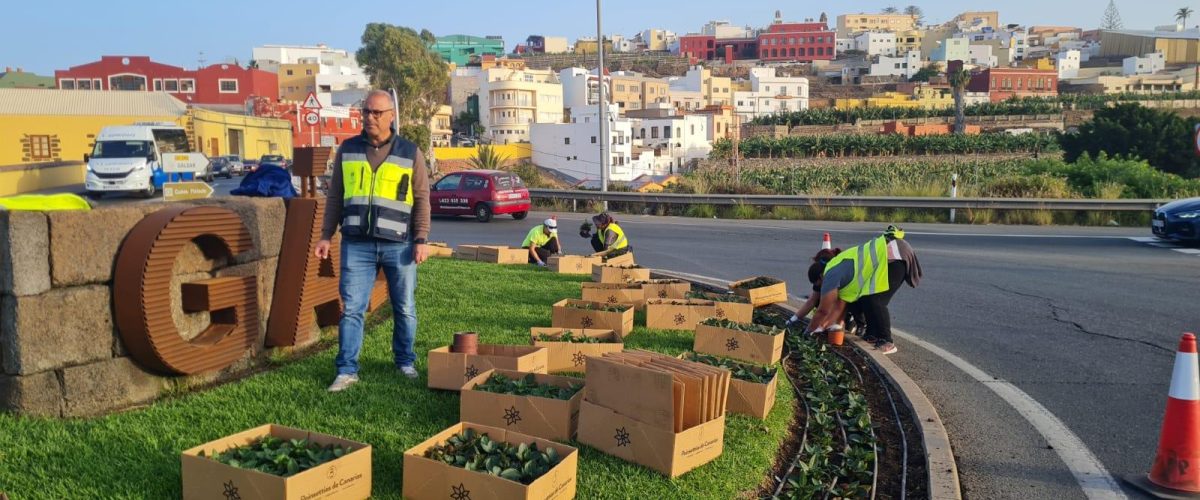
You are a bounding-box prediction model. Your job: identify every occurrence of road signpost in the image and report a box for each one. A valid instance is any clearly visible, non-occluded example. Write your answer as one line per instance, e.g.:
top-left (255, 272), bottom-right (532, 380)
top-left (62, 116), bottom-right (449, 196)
top-left (302, 91), bottom-right (322, 147)
top-left (162, 181), bottom-right (214, 202)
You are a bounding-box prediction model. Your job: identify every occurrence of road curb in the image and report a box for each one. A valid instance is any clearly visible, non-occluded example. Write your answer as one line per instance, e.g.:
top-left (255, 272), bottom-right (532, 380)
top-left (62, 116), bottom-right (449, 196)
top-left (652, 268), bottom-right (962, 500)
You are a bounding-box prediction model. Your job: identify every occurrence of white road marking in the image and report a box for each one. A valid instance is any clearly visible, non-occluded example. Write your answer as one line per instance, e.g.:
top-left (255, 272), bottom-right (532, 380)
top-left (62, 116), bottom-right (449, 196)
top-left (1127, 237), bottom-right (1200, 255)
top-left (655, 268), bottom-right (1129, 500)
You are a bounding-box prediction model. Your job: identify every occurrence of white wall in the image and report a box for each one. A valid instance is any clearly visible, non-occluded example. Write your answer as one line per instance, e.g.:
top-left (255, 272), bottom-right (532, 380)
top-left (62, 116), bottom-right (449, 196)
top-left (871, 50), bottom-right (922, 78)
top-left (855, 32), bottom-right (897, 57)
top-left (968, 45), bottom-right (997, 68)
top-left (1056, 50), bottom-right (1081, 79)
top-left (733, 68), bottom-right (809, 119)
top-left (631, 114), bottom-right (711, 168)
top-left (1124, 52), bottom-right (1165, 76)
top-left (531, 106), bottom-right (653, 182)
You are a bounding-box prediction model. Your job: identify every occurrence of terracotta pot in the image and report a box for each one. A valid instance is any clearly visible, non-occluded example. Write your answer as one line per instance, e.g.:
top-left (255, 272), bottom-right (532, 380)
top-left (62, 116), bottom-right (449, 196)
top-left (451, 332), bottom-right (479, 354)
top-left (826, 329), bottom-right (844, 346)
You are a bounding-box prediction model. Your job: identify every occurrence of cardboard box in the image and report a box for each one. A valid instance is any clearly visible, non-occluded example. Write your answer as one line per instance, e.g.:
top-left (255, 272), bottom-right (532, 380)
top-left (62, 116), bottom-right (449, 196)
top-left (548, 255), bottom-right (603, 274)
top-left (681, 352), bottom-right (778, 420)
top-left (461, 369), bottom-right (585, 441)
top-left (599, 251), bottom-right (635, 267)
top-left (694, 322), bottom-right (785, 365)
top-left (181, 424), bottom-right (372, 500)
top-left (729, 277), bottom-right (788, 307)
top-left (551, 299), bottom-right (635, 338)
top-left (637, 280), bottom-right (692, 301)
top-left (455, 245), bottom-right (481, 261)
top-left (644, 299), bottom-right (716, 331)
top-left (577, 400), bottom-right (725, 478)
top-left (591, 265), bottom-right (651, 284)
top-left (581, 282), bottom-right (646, 308)
top-left (427, 345), bottom-right (549, 391)
top-left (402, 422), bottom-right (579, 500)
top-left (428, 242), bottom-right (454, 258)
top-left (530, 327), bottom-right (624, 373)
top-left (478, 246), bottom-right (528, 265)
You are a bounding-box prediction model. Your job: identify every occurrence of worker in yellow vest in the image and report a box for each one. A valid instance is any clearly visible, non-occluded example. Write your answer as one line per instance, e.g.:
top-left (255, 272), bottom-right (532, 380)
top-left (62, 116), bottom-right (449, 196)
top-left (807, 225), bottom-right (922, 354)
top-left (582, 212), bottom-right (629, 253)
top-left (522, 217), bottom-right (561, 266)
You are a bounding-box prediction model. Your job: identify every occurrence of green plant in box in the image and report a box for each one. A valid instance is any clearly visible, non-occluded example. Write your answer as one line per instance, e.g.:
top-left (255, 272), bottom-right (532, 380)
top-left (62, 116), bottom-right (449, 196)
top-left (565, 302), bottom-right (630, 313)
top-left (536, 330), bottom-right (608, 344)
top-left (200, 436), bottom-right (353, 477)
top-left (700, 318), bottom-right (782, 336)
top-left (686, 291), bottom-right (750, 304)
top-left (685, 353), bottom-right (776, 384)
top-left (424, 428), bottom-right (563, 484)
top-left (476, 373), bottom-right (583, 401)
top-left (731, 277), bottom-right (781, 289)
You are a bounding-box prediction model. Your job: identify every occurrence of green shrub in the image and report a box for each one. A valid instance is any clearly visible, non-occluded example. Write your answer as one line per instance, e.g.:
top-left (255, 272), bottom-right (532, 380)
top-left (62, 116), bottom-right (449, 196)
top-left (686, 204), bottom-right (717, 218)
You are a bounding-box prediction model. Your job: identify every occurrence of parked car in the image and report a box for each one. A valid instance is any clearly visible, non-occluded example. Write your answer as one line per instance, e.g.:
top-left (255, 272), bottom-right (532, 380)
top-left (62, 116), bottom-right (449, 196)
top-left (211, 156), bottom-right (233, 178)
top-left (430, 170), bottom-right (530, 222)
top-left (225, 155), bottom-right (246, 176)
top-left (1153, 196), bottom-right (1200, 244)
top-left (259, 155), bottom-right (287, 170)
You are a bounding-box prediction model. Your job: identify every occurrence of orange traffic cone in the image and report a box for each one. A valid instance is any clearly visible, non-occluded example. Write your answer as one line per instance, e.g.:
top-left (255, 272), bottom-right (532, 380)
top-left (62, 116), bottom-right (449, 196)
top-left (821, 233), bottom-right (832, 250)
top-left (1127, 333), bottom-right (1200, 498)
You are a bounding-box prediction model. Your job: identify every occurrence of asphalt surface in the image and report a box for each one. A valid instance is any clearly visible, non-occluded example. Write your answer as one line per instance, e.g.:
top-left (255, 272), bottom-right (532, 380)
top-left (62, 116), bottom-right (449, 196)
top-left (425, 211), bottom-right (1199, 499)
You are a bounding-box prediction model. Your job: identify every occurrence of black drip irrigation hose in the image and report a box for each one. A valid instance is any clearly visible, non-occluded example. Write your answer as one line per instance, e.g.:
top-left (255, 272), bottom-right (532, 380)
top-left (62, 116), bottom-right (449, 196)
top-left (771, 351), bottom-right (810, 499)
top-left (865, 351), bottom-right (909, 500)
top-left (830, 348), bottom-right (880, 500)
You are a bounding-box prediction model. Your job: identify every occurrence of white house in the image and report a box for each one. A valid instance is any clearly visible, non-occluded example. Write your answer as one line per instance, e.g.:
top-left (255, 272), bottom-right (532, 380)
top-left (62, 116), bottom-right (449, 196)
top-left (870, 50), bottom-right (922, 79)
top-left (632, 111), bottom-right (711, 170)
top-left (732, 67), bottom-right (809, 121)
top-left (967, 45), bottom-right (998, 68)
top-left (854, 32), bottom-right (897, 57)
top-left (530, 105), bottom-right (659, 182)
top-left (559, 67), bottom-right (608, 115)
top-left (1124, 52), bottom-right (1166, 76)
top-left (1056, 50), bottom-right (1081, 79)
top-left (836, 38), bottom-right (856, 53)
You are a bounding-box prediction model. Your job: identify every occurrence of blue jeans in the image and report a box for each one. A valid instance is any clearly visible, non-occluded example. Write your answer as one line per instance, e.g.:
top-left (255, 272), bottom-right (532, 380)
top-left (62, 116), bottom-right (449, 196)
top-left (335, 238), bottom-right (418, 375)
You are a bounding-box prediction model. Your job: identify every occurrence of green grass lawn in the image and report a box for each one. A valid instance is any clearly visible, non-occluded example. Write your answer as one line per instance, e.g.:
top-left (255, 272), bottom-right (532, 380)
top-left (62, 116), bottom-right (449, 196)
top-left (0, 258), bottom-right (795, 499)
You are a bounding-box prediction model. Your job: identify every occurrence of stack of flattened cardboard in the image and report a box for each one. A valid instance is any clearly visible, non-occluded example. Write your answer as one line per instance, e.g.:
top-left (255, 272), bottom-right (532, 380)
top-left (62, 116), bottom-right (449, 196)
top-left (577, 350), bottom-right (729, 477)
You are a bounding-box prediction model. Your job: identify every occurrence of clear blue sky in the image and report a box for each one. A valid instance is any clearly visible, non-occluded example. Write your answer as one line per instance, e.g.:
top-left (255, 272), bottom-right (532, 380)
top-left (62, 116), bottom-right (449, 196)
top-left (3, 0), bottom-right (1193, 75)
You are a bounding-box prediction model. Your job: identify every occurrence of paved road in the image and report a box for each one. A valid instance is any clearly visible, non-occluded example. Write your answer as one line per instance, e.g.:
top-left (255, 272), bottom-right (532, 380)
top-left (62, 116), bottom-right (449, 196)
top-left (427, 211), bottom-right (1199, 499)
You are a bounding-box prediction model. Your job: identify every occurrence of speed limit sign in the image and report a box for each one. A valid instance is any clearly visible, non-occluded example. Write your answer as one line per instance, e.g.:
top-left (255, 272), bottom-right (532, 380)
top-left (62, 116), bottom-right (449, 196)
top-left (304, 112), bottom-right (320, 126)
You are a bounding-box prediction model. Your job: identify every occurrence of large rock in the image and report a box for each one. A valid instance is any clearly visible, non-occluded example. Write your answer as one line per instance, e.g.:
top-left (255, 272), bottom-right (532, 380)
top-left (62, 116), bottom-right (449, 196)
top-left (0, 370), bottom-right (63, 417)
top-left (192, 197), bottom-right (286, 262)
top-left (48, 205), bottom-right (154, 287)
top-left (61, 357), bottom-right (165, 417)
top-left (1, 286), bottom-right (113, 375)
top-left (0, 211), bottom-right (51, 296)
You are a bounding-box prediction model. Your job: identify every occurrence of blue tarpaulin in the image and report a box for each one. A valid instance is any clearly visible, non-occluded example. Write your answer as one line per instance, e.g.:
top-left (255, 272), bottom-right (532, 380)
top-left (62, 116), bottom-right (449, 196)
top-left (230, 165), bottom-right (297, 199)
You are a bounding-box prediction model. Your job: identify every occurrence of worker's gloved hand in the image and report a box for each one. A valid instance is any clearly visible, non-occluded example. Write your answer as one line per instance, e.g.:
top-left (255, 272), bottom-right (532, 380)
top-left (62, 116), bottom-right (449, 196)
top-left (536, 261), bottom-right (547, 268)
top-left (784, 314), bottom-right (800, 329)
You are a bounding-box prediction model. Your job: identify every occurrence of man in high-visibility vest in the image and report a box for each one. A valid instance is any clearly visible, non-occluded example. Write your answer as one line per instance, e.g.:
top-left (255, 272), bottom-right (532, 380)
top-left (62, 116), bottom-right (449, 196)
top-left (807, 225), bottom-right (921, 354)
top-left (315, 90), bottom-right (432, 391)
top-left (582, 212), bottom-right (629, 253)
top-left (522, 217), bottom-right (561, 266)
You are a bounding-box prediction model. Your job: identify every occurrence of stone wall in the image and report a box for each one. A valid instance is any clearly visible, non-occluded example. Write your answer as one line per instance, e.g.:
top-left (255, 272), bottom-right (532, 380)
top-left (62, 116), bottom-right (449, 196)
top-left (0, 197), bottom-right (305, 417)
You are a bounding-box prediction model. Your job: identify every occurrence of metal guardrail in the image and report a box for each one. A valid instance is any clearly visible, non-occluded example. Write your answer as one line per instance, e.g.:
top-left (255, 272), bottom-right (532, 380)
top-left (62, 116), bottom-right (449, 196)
top-left (528, 189), bottom-right (1167, 212)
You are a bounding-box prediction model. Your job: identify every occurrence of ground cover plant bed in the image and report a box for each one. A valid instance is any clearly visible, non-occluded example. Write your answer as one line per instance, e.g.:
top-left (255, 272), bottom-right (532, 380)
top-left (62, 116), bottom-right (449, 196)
top-left (474, 373), bottom-right (583, 401)
top-left (0, 259), bottom-right (795, 499)
top-left (534, 330), bottom-right (608, 343)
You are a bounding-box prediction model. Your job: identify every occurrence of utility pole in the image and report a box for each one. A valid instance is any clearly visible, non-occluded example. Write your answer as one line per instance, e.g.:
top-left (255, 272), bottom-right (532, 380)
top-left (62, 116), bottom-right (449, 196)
top-left (596, 0), bottom-right (609, 210)
top-left (732, 111), bottom-right (741, 185)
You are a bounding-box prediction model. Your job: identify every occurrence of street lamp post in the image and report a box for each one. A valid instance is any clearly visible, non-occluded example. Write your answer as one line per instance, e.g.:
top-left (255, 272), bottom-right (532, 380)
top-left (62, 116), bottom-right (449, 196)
top-left (596, 0), bottom-right (609, 210)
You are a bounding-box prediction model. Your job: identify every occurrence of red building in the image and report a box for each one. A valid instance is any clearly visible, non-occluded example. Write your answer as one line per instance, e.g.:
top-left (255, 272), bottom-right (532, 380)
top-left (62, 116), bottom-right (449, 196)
top-left (679, 21), bottom-right (835, 63)
top-left (968, 67), bottom-right (1059, 103)
top-left (251, 98), bottom-right (363, 148)
top-left (757, 22), bottom-right (836, 62)
top-left (54, 56), bottom-right (278, 105)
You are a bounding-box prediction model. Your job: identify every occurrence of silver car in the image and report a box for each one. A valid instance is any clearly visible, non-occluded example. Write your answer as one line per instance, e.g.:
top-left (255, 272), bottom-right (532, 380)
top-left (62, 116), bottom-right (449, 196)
top-left (225, 155), bottom-right (246, 176)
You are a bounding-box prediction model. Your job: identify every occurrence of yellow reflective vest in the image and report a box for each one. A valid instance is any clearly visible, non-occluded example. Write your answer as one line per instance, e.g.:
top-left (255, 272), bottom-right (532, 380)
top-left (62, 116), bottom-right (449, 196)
top-left (824, 236), bottom-right (890, 303)
top-left (339, 137), bottom-right (416, 242)
top-left (604, 222), bottom-right (628, 250)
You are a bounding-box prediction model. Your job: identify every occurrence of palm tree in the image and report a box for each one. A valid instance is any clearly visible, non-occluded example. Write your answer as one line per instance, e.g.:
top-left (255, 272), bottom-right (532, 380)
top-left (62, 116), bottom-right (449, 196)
top-left (468, 144), bottom-right (509, 169)
top-left (905, 5), bottom-right (924, 25)
top-left (948, 69), bottom-right (973, 134)
top-left (1177, 7), bottom-right (1195, 28)
top-left (882, 6), bottom-right (899, 14)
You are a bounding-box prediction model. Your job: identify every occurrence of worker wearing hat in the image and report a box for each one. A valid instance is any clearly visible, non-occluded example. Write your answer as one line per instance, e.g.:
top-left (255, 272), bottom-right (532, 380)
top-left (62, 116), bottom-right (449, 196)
top-left (581, 212), bottom-right (629, 254)
top-left (523, 217), bottom-right (562, 266)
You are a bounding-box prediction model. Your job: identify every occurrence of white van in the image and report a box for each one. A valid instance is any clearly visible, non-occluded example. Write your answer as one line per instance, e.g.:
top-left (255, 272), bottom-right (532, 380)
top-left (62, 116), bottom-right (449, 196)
top-left (84, 123), bottom-right (194, 198)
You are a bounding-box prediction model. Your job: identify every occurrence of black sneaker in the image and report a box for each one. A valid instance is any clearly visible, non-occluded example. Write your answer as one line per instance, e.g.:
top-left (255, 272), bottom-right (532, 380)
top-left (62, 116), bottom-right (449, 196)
top-left (862, 336), bottom-right (879, 344)
top-left (875, 342), bottom-right (897, 354)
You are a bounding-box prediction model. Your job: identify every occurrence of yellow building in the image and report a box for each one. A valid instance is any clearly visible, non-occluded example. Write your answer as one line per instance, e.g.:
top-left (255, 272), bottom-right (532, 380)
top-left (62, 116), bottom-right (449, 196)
top-left (573, 38), bottom-right (614, 55)
top-left (610, 73), bottom-right (670, 113)
top-left (430, 104), bottom-right (452, 147)
top-left (896, 30), bottom-right (923, 54)
top-left (0, 89), bottom-right (292, 196)
top-left (278, 63), bottom-right (319, 101)
top-left (950, 11), bottom-right (1000, 30)
top-left (837, 13), bottom-right (916, 37)
top-left (1099, 30), bottom-right (1200, 64)
top-left (835, 86), bottom-right (954, 110)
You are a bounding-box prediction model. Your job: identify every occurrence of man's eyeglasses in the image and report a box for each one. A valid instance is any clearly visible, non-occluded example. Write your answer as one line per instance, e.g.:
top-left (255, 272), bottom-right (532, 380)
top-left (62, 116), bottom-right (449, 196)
top-left (362, 108), bottom-right (393, 118)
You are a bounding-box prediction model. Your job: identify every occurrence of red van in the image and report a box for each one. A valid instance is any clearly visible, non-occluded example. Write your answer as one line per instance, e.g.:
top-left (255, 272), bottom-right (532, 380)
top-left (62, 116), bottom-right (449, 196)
top-left (430, 169), bottom-right (531, 222)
